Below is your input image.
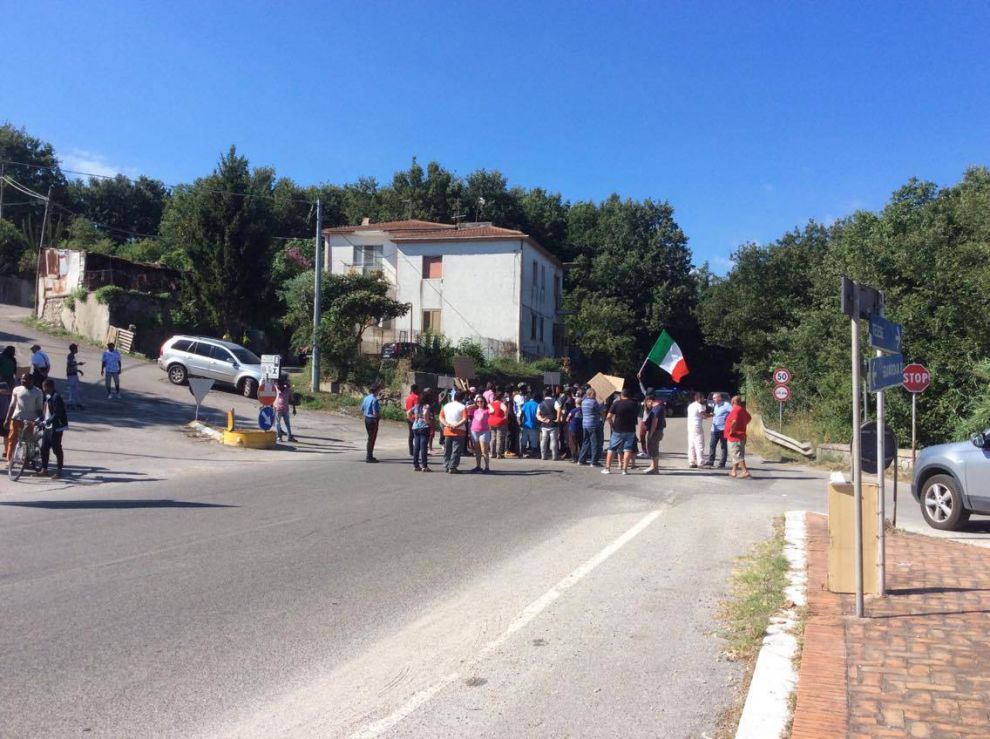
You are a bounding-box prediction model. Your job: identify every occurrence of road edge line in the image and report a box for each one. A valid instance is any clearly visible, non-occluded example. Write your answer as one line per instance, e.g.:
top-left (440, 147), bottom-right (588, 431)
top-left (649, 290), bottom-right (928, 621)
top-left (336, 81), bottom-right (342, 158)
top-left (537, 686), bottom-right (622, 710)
top-left (734, 510), bottom-right (807, 739)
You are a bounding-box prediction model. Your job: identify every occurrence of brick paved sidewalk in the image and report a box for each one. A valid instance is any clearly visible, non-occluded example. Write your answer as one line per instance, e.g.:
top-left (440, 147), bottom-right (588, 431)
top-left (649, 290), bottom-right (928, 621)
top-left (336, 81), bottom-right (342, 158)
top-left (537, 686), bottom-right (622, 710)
top-left (792, 513), bottom-right (990, 738)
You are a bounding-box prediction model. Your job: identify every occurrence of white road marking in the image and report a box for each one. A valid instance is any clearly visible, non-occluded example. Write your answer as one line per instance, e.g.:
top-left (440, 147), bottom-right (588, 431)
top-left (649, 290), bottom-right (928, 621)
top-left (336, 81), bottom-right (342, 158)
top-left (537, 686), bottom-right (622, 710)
top-left (347, 508), bottom-right (664, 739)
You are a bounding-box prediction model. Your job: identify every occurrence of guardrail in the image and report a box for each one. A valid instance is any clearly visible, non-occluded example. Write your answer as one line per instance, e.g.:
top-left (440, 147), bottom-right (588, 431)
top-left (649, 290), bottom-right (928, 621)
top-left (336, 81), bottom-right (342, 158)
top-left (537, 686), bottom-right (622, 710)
top-left (763, 427), bottom-right (815, 457)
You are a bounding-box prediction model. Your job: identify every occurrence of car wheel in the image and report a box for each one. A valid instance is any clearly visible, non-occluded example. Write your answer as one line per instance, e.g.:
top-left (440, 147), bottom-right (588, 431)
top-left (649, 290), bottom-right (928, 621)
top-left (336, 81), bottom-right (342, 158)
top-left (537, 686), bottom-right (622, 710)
top-left (168, 364), bottom-right (188, 385)
top-left (920, 474), bottom-right (971, 530)
top-left (241, 378), bottom-right (258, 399)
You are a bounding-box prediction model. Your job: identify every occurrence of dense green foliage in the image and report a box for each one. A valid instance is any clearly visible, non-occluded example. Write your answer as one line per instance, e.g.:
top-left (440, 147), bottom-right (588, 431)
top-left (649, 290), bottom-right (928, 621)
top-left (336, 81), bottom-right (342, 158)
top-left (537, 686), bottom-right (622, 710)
top-left (281, 271), bottom-right (409, 382)
top-left (700, 167), bottom-right (990, 445)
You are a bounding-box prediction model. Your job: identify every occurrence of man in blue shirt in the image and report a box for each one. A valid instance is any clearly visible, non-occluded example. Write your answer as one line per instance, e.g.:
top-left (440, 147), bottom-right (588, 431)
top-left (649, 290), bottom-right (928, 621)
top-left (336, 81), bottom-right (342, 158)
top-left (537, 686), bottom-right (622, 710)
top-left (704, 392), bottom-right (732, 468)
top-left (361, 384), bottom-right (381, 463)
top-left (519, 392), bottom-right (540, 458)
top-left (577, 388), bottom-right (604, 466)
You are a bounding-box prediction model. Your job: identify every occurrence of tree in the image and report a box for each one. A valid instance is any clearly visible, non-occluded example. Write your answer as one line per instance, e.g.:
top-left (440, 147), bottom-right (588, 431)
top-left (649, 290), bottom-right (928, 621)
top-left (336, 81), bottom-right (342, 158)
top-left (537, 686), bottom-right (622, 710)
top-left (0, 122), bottom-right (67, 232)
top-left (159, 146), bottom-right (276, 335)
top-left (0, 218), bottom-right (28, 275)
top-left (67, 174), bottom-right (168, 243)
top-left (281, 270), bottom-right (409, 381)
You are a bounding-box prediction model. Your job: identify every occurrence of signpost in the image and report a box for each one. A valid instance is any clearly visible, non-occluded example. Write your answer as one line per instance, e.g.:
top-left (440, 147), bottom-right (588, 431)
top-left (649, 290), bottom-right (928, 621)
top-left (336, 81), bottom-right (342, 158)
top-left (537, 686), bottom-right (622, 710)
top-left (188, 378), bottom-right (215, 421)
top-left (258, 405), bottom-right (275, 431)
top-left (868, 354), bottom-right (904, 392)
top-left (771, 367), bottom-right (791, 429)
top-left (772, 367), bottom-right (792, 385)
top-left (261, 354), bottom-right (281, 381)
top-left (868, 314), bottom-right (902, 354)
top-left (257, 379), bottom-right (278, 407)
top-left (903, 362), bottom-right (930, 466)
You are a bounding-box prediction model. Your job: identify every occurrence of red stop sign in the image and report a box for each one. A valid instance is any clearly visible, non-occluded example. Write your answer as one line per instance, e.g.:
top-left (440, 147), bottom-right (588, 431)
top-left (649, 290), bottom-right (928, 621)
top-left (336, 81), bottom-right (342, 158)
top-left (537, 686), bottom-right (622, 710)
top-left (902, 363), bottom-right (930, 393)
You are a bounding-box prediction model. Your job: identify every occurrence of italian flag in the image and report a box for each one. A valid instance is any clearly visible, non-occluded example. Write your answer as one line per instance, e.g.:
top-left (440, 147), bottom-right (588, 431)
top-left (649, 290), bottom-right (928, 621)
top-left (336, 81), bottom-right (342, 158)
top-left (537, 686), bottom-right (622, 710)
top-left (644, 330), bottom-right (689, 382)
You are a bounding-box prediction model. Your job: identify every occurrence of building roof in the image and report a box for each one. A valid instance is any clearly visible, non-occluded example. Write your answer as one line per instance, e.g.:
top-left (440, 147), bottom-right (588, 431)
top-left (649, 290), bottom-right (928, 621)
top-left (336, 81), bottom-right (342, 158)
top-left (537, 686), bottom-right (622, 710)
top-left (324, 220), bottom-right (562, 268)
top-left (323, 219), bottom-right (454, 235)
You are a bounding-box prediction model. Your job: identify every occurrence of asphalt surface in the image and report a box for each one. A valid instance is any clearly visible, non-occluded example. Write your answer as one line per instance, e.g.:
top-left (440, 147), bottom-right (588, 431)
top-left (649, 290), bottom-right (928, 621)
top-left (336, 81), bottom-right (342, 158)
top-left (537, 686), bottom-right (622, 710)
top-left (0, 304), bottom-right (981, 737)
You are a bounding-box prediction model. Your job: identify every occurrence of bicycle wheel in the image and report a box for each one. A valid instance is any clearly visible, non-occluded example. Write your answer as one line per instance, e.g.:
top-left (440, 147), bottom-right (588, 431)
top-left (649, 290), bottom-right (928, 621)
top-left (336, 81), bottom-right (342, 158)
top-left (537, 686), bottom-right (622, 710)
top-left (8, 442), bottom-right (26, 481)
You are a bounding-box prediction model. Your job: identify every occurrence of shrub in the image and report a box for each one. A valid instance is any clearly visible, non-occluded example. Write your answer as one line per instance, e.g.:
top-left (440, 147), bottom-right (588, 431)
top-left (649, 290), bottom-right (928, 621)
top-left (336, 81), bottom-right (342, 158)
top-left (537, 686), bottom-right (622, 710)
top-left (92, 285), bottom-right (125, 305)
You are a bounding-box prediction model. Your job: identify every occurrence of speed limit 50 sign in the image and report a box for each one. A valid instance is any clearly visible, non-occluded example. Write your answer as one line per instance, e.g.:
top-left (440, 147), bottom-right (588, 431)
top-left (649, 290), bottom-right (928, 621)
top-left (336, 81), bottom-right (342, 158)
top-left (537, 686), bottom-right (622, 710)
top-left (772, 367), bottom-right (792, 385)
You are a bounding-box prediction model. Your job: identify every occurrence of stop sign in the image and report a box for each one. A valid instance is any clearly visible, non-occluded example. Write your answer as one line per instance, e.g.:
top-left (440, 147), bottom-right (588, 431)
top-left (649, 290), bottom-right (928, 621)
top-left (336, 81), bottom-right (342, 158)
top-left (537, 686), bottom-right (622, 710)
top-left (902, 363), bottom-right (930, 393)
top-left (257, 379), bottom-right (278, 406)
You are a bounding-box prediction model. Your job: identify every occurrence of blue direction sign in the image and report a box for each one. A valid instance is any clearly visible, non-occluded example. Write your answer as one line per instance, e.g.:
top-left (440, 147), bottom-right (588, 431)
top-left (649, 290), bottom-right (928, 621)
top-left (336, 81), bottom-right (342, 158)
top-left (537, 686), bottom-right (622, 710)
top-left (868, 354), bottom-right (904, 392)
top-left (869, 315), bottom-right (902, 354)
top-left (258, 405), bottom-right (275, 431)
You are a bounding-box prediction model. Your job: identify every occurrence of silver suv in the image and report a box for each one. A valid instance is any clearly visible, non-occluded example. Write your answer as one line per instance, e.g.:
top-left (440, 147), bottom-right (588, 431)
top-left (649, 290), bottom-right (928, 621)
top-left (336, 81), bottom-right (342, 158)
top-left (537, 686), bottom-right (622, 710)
top-left (158, 336), bottom-right (264, 398)
top-left (912, 428), bottom-right (990, 530)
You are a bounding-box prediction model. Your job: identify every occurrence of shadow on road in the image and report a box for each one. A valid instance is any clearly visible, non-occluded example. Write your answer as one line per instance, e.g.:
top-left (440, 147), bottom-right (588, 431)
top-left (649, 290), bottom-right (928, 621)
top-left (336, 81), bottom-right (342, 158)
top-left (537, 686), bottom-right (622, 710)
top-left (0, 499), bottom-right (238, 509)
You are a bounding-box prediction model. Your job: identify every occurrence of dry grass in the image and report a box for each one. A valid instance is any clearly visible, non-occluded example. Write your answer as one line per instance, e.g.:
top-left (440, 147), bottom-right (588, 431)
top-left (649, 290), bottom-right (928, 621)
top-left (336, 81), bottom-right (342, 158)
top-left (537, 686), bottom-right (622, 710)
top-left (713, 516), bottom-right (790, 738)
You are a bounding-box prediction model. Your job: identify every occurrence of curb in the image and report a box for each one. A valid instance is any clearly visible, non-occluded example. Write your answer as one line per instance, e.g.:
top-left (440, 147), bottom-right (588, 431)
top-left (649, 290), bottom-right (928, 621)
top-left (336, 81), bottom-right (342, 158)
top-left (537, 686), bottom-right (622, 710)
top-left (735, 510), bottom-right (807, 739)
top-left (187, 421), bottom-right (223, 442)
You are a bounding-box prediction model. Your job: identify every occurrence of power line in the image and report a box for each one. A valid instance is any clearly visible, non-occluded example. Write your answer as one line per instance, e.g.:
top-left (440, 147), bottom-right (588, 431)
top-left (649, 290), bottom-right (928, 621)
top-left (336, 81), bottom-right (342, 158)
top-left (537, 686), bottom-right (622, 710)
top-left (0, 158), bottom-right (318, 205)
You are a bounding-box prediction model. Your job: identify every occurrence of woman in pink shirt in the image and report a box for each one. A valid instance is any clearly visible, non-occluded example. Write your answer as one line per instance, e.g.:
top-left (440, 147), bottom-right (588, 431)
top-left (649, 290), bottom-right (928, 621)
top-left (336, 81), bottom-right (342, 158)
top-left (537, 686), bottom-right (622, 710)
top-left (470, 395), bottom-right (492, 473)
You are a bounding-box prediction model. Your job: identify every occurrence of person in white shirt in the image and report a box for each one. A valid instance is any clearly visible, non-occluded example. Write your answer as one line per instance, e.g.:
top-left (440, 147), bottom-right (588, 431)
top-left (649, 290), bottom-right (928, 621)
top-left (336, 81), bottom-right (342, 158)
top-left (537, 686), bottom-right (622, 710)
top-left (101, 342), bottom-right (123, 399)
top-left (30, 344), bottom-right (51, 386)
top-left (4, 373), bottom-right (45, 463)
top-left (686, 392), bottom-right (708, 468)
top-left (439, 391), bottom-right (468, 473)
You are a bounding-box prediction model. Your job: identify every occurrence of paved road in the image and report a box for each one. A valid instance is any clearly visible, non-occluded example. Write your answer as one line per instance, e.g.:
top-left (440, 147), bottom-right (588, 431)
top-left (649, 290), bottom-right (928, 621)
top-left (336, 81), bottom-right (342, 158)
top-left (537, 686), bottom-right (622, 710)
top-left (1, 304), bottom-right (984, 737)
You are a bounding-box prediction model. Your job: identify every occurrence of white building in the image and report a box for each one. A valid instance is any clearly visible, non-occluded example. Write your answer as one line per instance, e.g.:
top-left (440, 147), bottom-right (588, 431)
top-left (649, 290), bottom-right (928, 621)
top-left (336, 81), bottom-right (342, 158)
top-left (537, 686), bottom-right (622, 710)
top-left (323, 219), bottom-right (563, 358)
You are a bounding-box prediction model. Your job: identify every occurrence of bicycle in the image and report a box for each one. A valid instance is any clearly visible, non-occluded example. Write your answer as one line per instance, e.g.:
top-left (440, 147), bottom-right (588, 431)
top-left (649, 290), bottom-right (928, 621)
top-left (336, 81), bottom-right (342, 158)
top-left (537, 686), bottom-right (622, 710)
top-left (8, 420), bottom-right (44, 481)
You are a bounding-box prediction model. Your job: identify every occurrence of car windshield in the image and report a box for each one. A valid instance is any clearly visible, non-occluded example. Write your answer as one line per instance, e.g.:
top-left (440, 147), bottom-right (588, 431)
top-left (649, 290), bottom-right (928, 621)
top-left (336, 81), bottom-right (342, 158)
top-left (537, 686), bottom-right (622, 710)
top-left (229, 347), bottom-right (261, 364)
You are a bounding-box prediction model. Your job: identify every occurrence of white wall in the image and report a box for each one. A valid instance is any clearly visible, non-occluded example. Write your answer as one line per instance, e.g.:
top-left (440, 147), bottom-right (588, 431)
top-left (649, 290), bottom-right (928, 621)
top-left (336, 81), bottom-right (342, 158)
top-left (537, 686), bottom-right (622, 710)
top-left (393, 240), bottom-right (522, 351)
top-left (519, 242), bottom-right (562, 357)
top-left (326, 232), bottom-right (562, 358)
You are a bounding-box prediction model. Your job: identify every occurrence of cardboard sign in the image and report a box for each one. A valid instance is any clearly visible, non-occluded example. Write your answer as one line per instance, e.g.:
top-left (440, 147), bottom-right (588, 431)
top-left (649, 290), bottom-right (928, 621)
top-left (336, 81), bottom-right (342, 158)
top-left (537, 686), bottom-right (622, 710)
top-left (453, 355), bottom-right (476, 380)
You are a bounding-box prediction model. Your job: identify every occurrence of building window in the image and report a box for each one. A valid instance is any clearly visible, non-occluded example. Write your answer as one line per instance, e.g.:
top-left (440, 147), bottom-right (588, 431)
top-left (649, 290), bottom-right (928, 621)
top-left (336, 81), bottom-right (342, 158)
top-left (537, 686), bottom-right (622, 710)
top-left (530, 312), bottom-right (537, 340)
top-left (541, 264), bottom-right (546, 292)
top-left (539, 317), bottom-right (545, 342)
top-left (532, 260), bottom-right (538, 285)
top-left (355, 245), bottom-right (383, 274)
top-left (422, 255), bottom-right (443, 279)
top-left (554, 275), bottom-right (561, 309)
top-left (422, 310), bottom-right (441, 334)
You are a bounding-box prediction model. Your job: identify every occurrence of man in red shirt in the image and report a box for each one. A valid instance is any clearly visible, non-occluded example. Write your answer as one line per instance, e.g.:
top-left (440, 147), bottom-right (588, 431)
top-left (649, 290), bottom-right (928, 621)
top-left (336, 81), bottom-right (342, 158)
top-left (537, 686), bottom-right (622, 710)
top-left (404, 384), bottom-right (420, 457)
top-left (723, 395), bottom-right (752, 479)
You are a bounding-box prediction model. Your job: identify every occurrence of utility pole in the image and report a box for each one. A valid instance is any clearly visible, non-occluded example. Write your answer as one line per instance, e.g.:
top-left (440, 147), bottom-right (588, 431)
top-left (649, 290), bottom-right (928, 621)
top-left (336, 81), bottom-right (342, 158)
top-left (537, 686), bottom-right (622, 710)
top-left (850, 284), bottom-right (864, 618)
top-left (311, 198), bottom-right (323, 392)
top-left (0, 162), bottom-right (5, 220)
top-left (34, 186), bottom-right (52, 315)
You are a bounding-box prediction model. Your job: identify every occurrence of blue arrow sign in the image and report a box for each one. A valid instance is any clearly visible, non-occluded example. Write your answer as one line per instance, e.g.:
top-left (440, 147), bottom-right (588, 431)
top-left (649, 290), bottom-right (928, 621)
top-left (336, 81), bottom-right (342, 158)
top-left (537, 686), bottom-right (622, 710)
top-left (869, 314), bottom-right (902, 354)
top-left (258, 405), bottom-right (275, 431)
top-left (868, 354), bottom-right (904, 392)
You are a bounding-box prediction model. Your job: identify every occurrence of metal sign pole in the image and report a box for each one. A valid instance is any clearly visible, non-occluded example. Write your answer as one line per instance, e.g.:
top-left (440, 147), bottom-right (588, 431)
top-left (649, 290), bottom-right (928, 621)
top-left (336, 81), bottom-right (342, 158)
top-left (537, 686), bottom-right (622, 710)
top-left (851, 287), bottom-right (864, 617)
top-left (311, 198), bottom-right (323, 393)
top-left (779, 400), bottom-right (783, 430)
top-left (876, 347), bottom-right (886, 596)
top-left (911, 393), bottom-right (918, 470)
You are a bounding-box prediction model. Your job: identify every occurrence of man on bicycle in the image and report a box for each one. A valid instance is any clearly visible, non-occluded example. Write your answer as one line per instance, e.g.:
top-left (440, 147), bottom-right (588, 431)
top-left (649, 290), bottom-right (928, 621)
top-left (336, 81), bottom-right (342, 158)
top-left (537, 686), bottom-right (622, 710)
top-left (4, 373), bottom-right (44, 464)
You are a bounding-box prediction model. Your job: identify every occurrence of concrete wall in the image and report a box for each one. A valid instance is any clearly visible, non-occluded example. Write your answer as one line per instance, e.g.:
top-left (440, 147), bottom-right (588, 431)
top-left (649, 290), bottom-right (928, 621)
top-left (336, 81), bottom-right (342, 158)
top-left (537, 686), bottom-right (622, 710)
top-left (49, 295), bottom-right (111, 344)
top-left (0, 276), bottom-right (33, 307)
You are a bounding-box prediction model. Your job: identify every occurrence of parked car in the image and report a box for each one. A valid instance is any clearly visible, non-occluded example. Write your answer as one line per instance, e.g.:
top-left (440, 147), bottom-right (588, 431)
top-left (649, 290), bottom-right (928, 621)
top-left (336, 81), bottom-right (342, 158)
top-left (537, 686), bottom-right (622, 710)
top-left (654, 388), bottom-right (689, 416)
top-left (912, 428), bottom-right (990, 530)
top-left (381, 342), bottom-right (420, 360)
top-left (158, 336), bottom-right (264, 398)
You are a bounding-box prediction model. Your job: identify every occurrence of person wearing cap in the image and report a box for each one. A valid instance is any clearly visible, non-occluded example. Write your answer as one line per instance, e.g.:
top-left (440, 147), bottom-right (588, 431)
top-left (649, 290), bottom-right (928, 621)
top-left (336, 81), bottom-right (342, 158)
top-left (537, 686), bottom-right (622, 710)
top-left (30, 344), bottom-right (51, 387)
top-left (66, 343), bottom-right (86, 410)
top-left (101, 342), bottom-right (123, 399)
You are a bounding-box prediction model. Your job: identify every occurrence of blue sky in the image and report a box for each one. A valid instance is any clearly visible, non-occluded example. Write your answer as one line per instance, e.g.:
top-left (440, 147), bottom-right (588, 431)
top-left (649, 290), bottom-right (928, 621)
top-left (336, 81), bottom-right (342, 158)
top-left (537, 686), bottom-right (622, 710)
top-left (3, 0), bottom-right (988, 271)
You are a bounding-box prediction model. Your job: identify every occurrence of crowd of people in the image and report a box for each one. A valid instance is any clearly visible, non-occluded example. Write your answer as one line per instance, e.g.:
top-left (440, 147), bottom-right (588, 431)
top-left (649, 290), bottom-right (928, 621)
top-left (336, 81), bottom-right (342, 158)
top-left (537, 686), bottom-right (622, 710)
top-left (361, 381), bottom-right (752, 478)
top-left (0, 340), bottom-right (125, 477)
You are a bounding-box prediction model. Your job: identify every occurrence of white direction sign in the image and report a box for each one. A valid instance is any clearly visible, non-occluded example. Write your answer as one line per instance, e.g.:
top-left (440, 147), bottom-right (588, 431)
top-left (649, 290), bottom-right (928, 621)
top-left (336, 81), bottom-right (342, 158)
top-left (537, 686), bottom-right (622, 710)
top-left (772, 367), bottom-right (792, 385)
top-left (188, 378), bottom-right (215, 421)
top-left (261, 354), bottom-right (281, 380)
